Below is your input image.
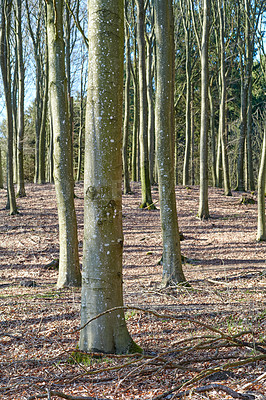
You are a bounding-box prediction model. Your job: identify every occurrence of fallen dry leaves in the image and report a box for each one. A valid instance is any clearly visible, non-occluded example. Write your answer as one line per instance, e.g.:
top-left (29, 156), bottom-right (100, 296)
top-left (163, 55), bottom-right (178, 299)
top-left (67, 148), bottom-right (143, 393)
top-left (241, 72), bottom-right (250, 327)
top-left (0, 183), bottom-right (265, 400)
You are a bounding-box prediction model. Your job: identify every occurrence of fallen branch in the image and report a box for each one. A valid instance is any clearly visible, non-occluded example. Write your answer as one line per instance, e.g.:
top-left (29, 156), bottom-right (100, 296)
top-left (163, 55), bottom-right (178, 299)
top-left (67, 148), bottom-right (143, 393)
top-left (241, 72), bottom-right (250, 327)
top-left (28, 390), bottom-right (110, 400)
top-left (66, 306), bottom-right (266, 354)
top-left (155, 383), bottom-right (259, 399)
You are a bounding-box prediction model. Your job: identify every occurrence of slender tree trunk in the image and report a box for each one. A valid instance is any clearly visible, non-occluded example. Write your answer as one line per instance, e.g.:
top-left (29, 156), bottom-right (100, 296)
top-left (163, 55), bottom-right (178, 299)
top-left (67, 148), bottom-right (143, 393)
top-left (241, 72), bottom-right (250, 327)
top-left (0, 147), bottom-right (4, 189)
top-left (182, 7), bottom-right (191, 186)
top-left (15, 0), bottom-right (26, 197)
top-left (136, 0), bottom-right (154, 209)
top-left (198, 0), bottom-right (210, 219)
top-left (257, 126), bottom-right (266, 241)
top-left (46, 0), bottom-right (81, 288)
top-left (38, 43), bottom-right (48, 184)
top-left (123, 2), bottom-right (131, 194)
top-left (208, 84), bottom-right (217, 187)
top-left (146, 22), bottom-right (155, 186)
top-left (0, 0), bottom-right (18, 215)
top-left (218, 0), bottom-right (231, 196)
top-left (131, 9), bottom-right (138, 183)
top-left (80, 0), bottom-right (136, 354)
top-left (190, 83), bottom-right (195, 186)
top-left (76, 65), bottom-right (84, 182)
top-left (154, 0), bottom-right (187, 286)
top-left (246, 79), bottom-right (255, 191)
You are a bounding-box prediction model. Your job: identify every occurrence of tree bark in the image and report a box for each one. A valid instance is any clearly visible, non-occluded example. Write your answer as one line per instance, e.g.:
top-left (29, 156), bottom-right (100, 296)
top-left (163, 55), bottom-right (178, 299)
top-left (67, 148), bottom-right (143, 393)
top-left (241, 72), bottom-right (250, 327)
top-left (123, 1), bottom-right (132, 194)
top-left (0, 146), bottom-right (3, 189)
top-left (80, 0), bottom-right (136, 354)
top-left (46, 0), bottom-right (81, 288)
top-left (257, 126), bottom-right (266, 241)
top-left (198, 0), bottom-right (210, 219)
top-left (154, 0), bottom-right (187, 286)
top-left (218, 0), bottom-right (231, 196)
top-left (0, 0), bottom-right (18, 215)
top-left (15, 0), bottom-right (26, 197)
top-left (136, 0), bottom-right (154, 209)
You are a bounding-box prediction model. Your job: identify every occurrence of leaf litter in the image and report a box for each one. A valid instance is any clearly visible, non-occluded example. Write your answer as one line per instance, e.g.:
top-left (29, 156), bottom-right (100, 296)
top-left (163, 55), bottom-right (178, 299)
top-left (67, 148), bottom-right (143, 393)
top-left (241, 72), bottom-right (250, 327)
top-left (0, 182), bottom-right (265, 400)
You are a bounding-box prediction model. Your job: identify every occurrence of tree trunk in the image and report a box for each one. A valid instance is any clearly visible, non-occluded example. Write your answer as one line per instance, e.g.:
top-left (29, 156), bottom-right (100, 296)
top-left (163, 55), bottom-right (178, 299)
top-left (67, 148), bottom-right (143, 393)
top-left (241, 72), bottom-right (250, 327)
top-left (38, 43), bottom-right (48, 184)
top-left (146, 18), bottom-right (155, 186)
top-left (136, 0), bottom-right (154, 209)
top-left (154, 0), bottom-right (187, 286)
top-left (182, 3), bottom-right (192, 186)
top-left (208, 83), bottom-right (217, 187)
top-left (257, 126), bottom-right (266, 241)
top-left (198, 0), bottom-right (210, 219)
top-left (123, 2), bottom-right (131, 194)
top-left (218, 0), bottom-right (231, 196)
top-left (46, 0), bottom-right (81, 288)
top-left (0, 0), bottom-right (18, 215)
top-left (15, 0), bottom-right (26, 197)
top-left (80, 0), bottom-right (136, 354)
top-left (0, 147), bottom-right (4, 189)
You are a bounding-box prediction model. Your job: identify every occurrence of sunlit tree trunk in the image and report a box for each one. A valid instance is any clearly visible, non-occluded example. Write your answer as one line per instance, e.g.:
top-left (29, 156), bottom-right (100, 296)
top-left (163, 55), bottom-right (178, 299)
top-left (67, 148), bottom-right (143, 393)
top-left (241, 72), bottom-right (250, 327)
top-left (80, 0), bottom-right (136, 354)
top-left (154, 0), bottom-right (187, 286)
top-left (15, 0), bottom-right (26, 197)
top-left (146, 6), bottom-right (155, 186)
top-left (0, 0), bottom-right (18, 215)
top-left (38, 42), bottom-right (48, 184)
top-left (180, 0), bottom-right (192, 186)
top-left (218, 0), bottom-right (231, 196)
top-left (198, 0), bottom-right (210, 219)
top-left (123, 1), bottom-right (131, 194)
top-left (208, 82), bottom-right (217, 187)
top-left (46, 0), bottom-right (81, 288)
top-left (136, 0), bottom-right (154, 208)
top-left (257, 126), bottom-right (266, 241)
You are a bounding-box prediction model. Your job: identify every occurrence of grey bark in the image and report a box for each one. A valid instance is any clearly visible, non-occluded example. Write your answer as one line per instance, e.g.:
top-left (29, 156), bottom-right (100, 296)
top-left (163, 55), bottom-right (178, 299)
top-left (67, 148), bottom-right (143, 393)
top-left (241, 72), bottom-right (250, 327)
top-left (122, 1), bottom-right (131, 194)
top-left (154, 0), bottom-right (187, 286)
top-left (136, 0), bottom-right (154, 208)
top-left (0, 146), bottom-right (3, 189)
top-left (198, 0), bottom-right (210, 219)
top-left (46, 0), bottom-right (81, 288)
top-left (0, 0), bottom-right (18, 215)
top-left (80, 0), bottom-right (135, 354)
top-left (15, 0), bottom-right (26, 197)
top-left (257, 126), bottom-right (266, 241)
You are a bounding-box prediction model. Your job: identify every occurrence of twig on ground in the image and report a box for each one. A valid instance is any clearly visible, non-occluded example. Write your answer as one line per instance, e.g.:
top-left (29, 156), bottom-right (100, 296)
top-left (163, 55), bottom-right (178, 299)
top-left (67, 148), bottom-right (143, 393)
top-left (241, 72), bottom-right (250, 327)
top-left (28, 391), bottom-right (110, 400)
top-left (165, 384), bottom-right (259, 399)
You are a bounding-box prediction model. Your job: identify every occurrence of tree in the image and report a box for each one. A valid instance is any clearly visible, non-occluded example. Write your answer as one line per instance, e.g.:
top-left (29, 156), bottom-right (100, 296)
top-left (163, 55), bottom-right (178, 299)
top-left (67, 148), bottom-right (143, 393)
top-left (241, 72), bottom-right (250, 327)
top-left (15, 0), bottom-right (26, 197)
top-left (197, 0), bottom-right (210, 219)
top-left (154, 0), bottom-right (187, 286)
top-left (122, 0), bottom-right (132, 194)
top-left (257, 125), bottom-right (266, 241)
top-left (0, 145), bottom-right (3, 188)
top-left (0, 0), bottom-right (18, 215)
top-left (79, 0), bottom-right (136, 354)
top-left (136, 0), bottom-right (154, 209)
top-left (46, 0), bottom-right (81, 288)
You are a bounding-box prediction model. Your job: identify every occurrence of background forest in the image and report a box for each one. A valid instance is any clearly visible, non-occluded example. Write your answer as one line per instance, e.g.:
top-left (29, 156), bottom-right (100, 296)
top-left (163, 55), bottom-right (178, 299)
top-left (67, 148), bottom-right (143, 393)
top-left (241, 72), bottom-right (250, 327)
top-left (0, 0), bottom-right (266, 399)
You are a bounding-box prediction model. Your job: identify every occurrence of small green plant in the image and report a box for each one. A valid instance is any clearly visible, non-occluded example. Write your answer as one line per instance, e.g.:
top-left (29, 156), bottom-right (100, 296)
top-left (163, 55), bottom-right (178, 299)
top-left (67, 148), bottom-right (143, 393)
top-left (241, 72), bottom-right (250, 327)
top-left (125, 310), bottom-right (136, 320)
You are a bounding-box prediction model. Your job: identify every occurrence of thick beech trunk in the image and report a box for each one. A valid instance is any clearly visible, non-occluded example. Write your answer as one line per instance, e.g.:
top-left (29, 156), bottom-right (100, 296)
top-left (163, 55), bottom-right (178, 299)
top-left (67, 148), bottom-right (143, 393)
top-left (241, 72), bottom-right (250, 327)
top-left (46, 0), bottom-right (81, 288)
top-left (80, 0), bottom-right (135, 354)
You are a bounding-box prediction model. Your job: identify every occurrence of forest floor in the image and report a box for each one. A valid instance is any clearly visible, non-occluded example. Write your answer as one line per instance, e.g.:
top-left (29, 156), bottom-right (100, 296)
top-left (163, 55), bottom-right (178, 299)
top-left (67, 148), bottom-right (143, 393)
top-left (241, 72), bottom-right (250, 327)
top-left (0, 182), bottom-right (265, 400)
